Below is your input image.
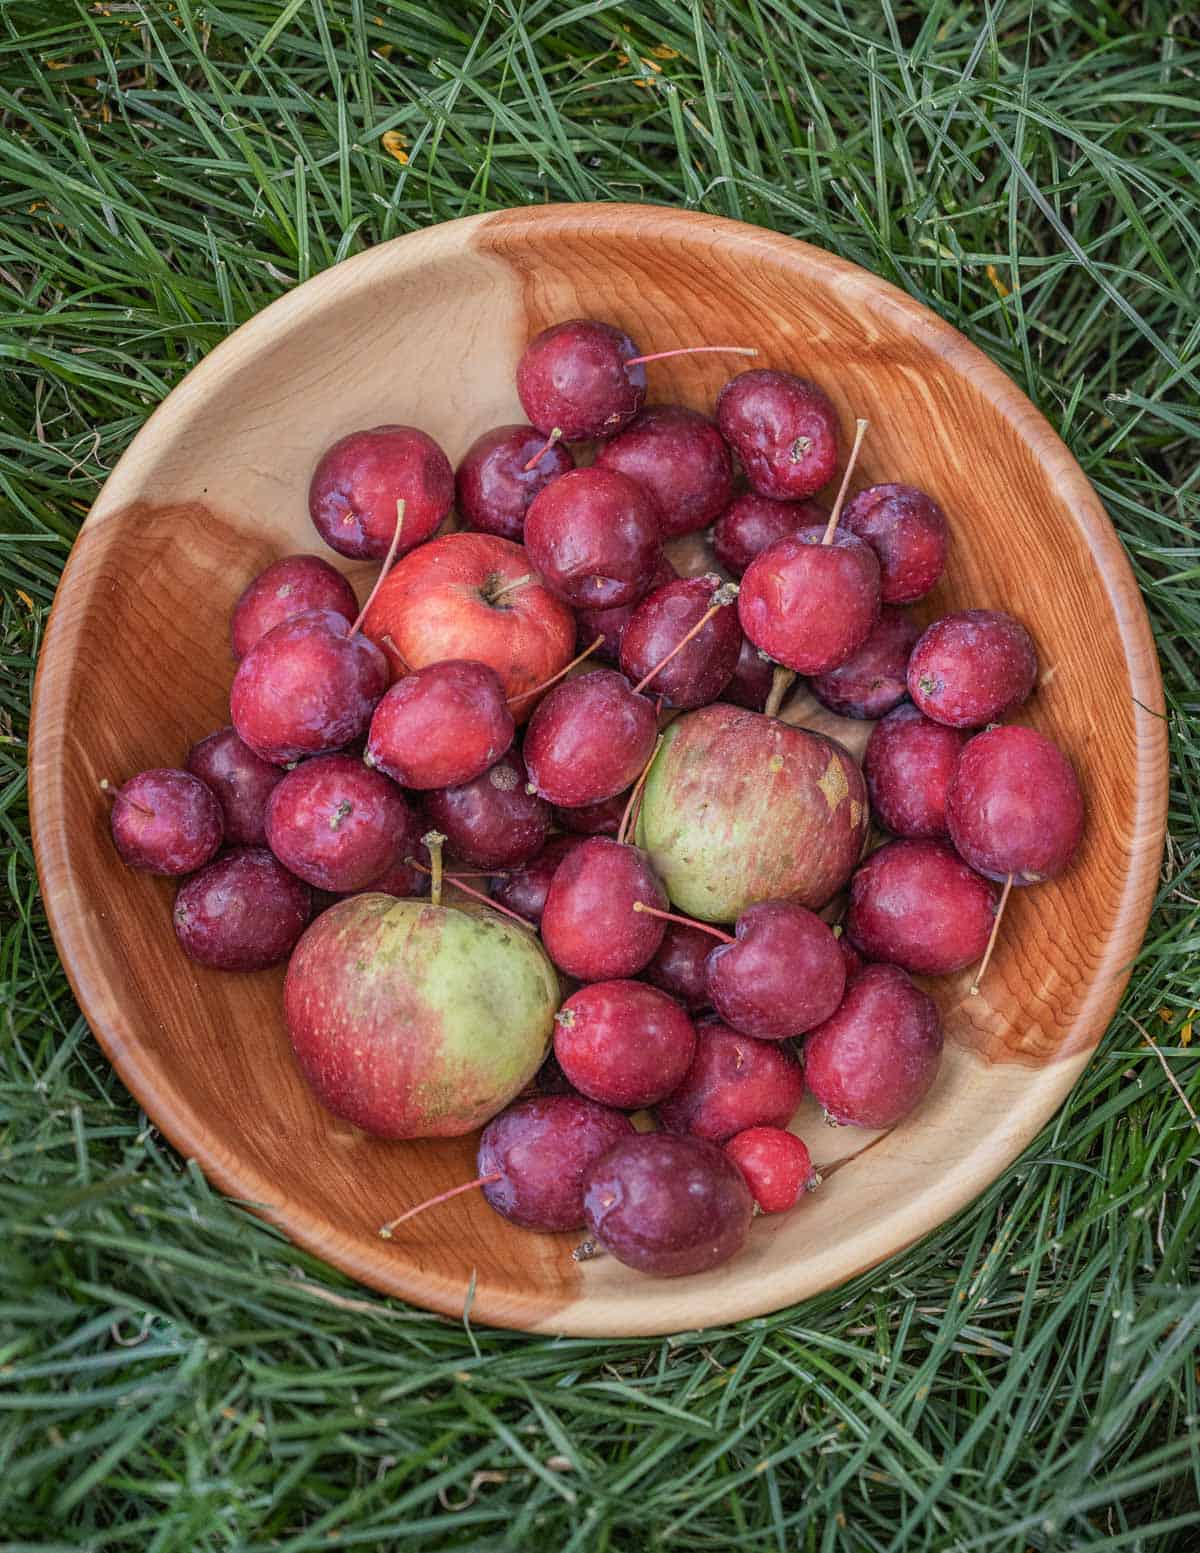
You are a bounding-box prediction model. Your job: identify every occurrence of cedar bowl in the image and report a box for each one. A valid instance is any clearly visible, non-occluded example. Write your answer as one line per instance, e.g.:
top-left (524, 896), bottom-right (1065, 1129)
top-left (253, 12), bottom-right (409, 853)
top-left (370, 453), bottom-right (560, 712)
top-left (30, 204), bottom-right (1167, 1336)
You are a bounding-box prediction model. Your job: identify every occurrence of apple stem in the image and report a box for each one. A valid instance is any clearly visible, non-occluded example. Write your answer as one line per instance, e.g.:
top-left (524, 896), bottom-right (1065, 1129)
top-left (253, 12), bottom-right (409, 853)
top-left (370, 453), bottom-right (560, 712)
top-left (349, 500), bottom-right (406, 637)
top-left (422, 829), bottom-right (446, 907)
top-left (506, 635), bottom-right (604, 707)
top-left (571, 1238), bottom-right (603, 1262)
top-left (764, 665), bottom-right (796, 719)
top-left (617, 734), bottom-right (663, 847)
top-left (631, 901), bottom-right (734, 943)
top-left (405, 859), bottom-right (534, 927)
top-left (970, 873), bottom-right (1013, 997)
top-left (630, 581), bottom-right (738, 697)
top-left (99, 778), bottom-right (153, 817)
top-left (624, 344), bottom-right (758, 368)
top-left (522, 427), bottom-right (563, 471)
top-left (378, 1172), bottom-right (503, 1237)
top-left (820, 419), bottom-right (869, 545)
top-left (487, 572), bottom-right (535, 606)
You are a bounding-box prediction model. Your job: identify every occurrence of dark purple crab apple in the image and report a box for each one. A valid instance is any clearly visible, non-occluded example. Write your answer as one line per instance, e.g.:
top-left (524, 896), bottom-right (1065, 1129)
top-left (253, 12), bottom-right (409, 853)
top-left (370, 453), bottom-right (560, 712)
top-left (491, 835), bottom-right (584, 926)
top-left (423, 748), bottom-right (549, 870)
top-left (947, 725), bottom-right (1084, 885)
top-left (230, 608), bottom-right (390, 766)
top-left (618, 574), bottom-right (741, 709)
top-left (365, 659), bottom-right (514, 791)
top-left (841, 483), bottom-right (949, 604)
top-left (594, 405), bottom-right (733, 537)
top-left (173, 847), bottom-right (311, 971)
top-left (523, 669), bottom-right (657, 808)
top-left (308, 424), bottom-right (453, 560)
top-left (810, 606), bottom-right (921, 720)
top-left (863, 703), bottom-right (968, 839)
top-left (803, 964), bottom-right (943, 1129)
top-left (474, 1095), bottom-right (634, 1231)
top-left (655, 1018), bottom-right (805, 1141)
top-left (554, 980), bottom-right (697, 1109)
top-left (739, 526), bottom-right (881, 676)
top-left (716, 370), bottom-right (840, 501)
top-left (711, 492), bottom-right (828, 577)
top-left (581, 1133), bottom-right (754, 1277)
top-left (642, 918), bottom-right (714, 1010)
top-left (230, 554), bottom-right (358, 659)
top-left (575, 553), bottom-right (678, 664)
top-left (540, 837), bottom-right (667, 982)
top-left (846, 838), bottom-right (999, 977)
top-left (524, 466), bottom-right (663, 611)
top-left (907, 609), bottom-right (1038, 729)
top-left (455, 423), bottom-right (575, 543)
top-left (704, 900), bottom-right (845, 1039)
top-left (106, 768), bottom-right (223, 875)
top-left (725, 1127), bottom-right (817, 1214)
top-left (264, 753), bottom-right (412, 893)
top-left (185, 726), bottom-right (284, 847)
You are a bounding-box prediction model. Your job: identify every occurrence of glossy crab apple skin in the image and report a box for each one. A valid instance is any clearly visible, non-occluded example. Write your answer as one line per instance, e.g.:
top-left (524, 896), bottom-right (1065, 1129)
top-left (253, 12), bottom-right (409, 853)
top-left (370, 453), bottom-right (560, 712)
top-left (308, 424), bottom-right (453, 560)
top-left (477, 1095), bottom-right (634, 1232)
top-left (594, 405), bottom-right (733, 538)
top-left (803, 964), bottom-right (943, 1129)
top-left (554, 980), bottom-right (697, 1109)
top-left (706, 901), bottom-right (845, 1039)
top-left (185, 727), bottom-right (284, 848)
top-left (173, 848), bottom-right (312, 971)
top-left (524, 467), bottom-right (663, 611)
top-left (365, 659), bottom-right (514, 791)
top-left (491, 835), bottom-right (585, 925)
top-left (264, 754), bottom-right (412, 893)
top-left (863, 704), bottom-right (968, 839)
top-left (582, 1133), bottom-right (754, 1277)
top-left (455, 424), bottom-right (575, 543)
top-left (230, 555), bottom-right (358, 659)
top-left (837, 933), bottom-right (866, 979)
top-left (841, 483), bottom-right (949, 604)
top-left (575, 553), bottom-right (678, 664)
top-left (555, 790), bottom-right (629, 837)
top-left (907, 610), bottom-right (1038, 729)
top-left (711, 492), bottom-right (828, 576)
top-left (846, 838), bottom-right (998, 977)
top-left (947, 725), bottom-right (1085, 885)
top-left (516, 319), bottom-right (646, 441)
top-left (722, 636), bottom-right (775, 711)
top-left (619, 574), bottom-right (741, 709)
top-left (716, 370), bottom-right (840, 501)
top-left (109, 768), bottom-right (223, 875)
top-left (655, 1019), bottom-right (805, 1141)
top-left (540, 838), bottom-right (667, 982)
top-left (423, 749), bottom-right (549, 870)
top-left (523, 670), bottom-right (658, 809)
top-left (739, 528), bottom-right (881, 676)
top-left (725, 1127), bottom-right (816, 1213)
top-left (230, 609), bottom-right (390, 766)
top-left (360, 532), bottom-right (575, 724)
top-left (810, 607), bottom-right (921, 720)
top-left (642, 919), bottom-right (714, 1010)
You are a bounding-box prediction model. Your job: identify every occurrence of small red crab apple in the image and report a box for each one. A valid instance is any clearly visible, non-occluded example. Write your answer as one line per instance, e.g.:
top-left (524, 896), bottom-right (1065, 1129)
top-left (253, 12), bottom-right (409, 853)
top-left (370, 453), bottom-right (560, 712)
top-left (862, 704), bottom-right (969, 840)
top-left (308, 425), bottom-right (453, 560)
top-left (841, 483), bottom-right (949, 604)
top-left (594, 405), bottom-right (734, 537)
top-left (907, 609), bottom-right (1038, 728)
top-left (655, 1018), bottom-right (805, 1141)
top-left (104, 768), bottom-right (223, 876)
top-left (846, 838), bottom-right (999, 978)
top-left (716, 369), bottom-right (841, 501)
top-left (173, 848), bottom-right (311, 971)
top-left (725, 1127), bottom-right (819, 1214)
top-left (455, 423), bottom-right (574, 543)
top-left (229, 554), bottom-right (358, 659)
top-left (554, 980), bottom-right (697, 1109)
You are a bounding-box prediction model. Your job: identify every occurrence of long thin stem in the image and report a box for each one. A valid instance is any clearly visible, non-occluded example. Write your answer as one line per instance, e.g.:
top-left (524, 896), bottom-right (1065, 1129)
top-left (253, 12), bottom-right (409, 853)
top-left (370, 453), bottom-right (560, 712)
top-left (630, 583), bottom-right (738, 697)
top-left (406, 859), bottom-right (533, 927)
top-left (617, 734), bottom-right (663, 846)
top-left (522, 427), bottom-right (562, 471)
top-left (507, 635), bottom-right (604, 706)
top-left (631, 901), bottom-right (734, 943)
top-left (764, 665), bottom-right (796, 719)
top-left (422, 830), bottom-right (445, 907)
top-left (350, 499), bottom-right (405, 636)
top-left (378, 1173), bottom-right (502, 1237)
top-left (625, 344), bottom-right (758, 368)
top-left (970, 873), bottom-right (1013, 996)
top-left (487, 572), bottom-right (534, 606)
top-left (821, 419), bottom-right (869, 545)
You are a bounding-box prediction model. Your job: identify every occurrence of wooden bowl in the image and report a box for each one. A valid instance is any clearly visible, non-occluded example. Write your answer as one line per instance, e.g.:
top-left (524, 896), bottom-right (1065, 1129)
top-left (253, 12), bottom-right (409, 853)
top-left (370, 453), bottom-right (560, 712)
top-left (30, 205), bottom-right (1166, 1336)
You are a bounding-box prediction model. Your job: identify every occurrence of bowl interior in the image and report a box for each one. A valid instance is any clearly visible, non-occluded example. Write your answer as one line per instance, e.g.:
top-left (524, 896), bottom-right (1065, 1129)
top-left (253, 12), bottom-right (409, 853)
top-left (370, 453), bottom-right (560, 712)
top-left (31, 205), bottom-right (1165, 1335)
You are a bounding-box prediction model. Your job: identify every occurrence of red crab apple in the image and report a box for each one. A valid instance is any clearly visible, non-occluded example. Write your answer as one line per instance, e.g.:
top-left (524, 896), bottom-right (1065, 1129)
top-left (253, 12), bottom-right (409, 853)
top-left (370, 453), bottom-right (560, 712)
top-left (841, 483), bottom-right (949, 604)
top-left (308, 425), bottom-right (453, 559)
top-left (703, 900), bottom-right (845, 1038)
top-left (423, 748), bottom-right (550, 870)
top-left (364, 659), bottom-right (514, 790)
top-left (540, 837), bottom-right (667, 981)
top-left (360, 532), bottom-right (574, 721)
top-left (264, 754), bottom-right (412, 892)
top-left (907, 609), bottom-right (1038, 729)
top-left (712, 492), bottom-right (827, 577)
top-left (524, 466), bottom-right (663, 611)
top-left (725, 1127), bottom-right (818, 1213)
top-left (656, 1018), bottom-right (805, 1141)
top-left (554, 980), bottom-right (697, 1109)
top-left (230, 554), bottom-right (358, 659)
top-left (716, 369), bottom-right (840, 500)
top-left (846, 838), bottom-right (999, 977)
top-left (173, 847), bottom-right (311, 971)
top-left (186, 727), bottom-right (284, 847)
top-left (863, 704), bottom-right (968, 839)
top-left (455, 423), bottom-right (574, 543)
top-left (594, 405), bottom-right (733, 537)
top-left (284, 891), bottom-right (558, 1139)
top-left (810, 606), bottom-right (920, 721)
top-left (948, 725), bottom-right (1084, 886)
top-left (105, 768), bottom-right (222, 875)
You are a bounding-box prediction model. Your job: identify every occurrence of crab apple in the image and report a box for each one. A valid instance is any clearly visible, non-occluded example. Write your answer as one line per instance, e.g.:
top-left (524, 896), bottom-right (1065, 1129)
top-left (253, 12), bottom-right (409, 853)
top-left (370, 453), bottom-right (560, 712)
top-left (264, 754), bottom-right (411, 893)
top-left (423, 749), bottom-right (549, 870)
top-left (365, 659), bottom-right (514, 790)
top-left (841, 483), bottom-right (949, 603)
top-left (716, 370), bottom-right (840, 501)
top-left (524, 467), bottom-right (663, 611)
top-left (476, 1095), bottom-right (634, 1231)
top-left (455, 423), bottom-right (574, 543)
top-left (739, 527), bottom-right (881, 676)
top-left (106, 768), bottom-right (222, 875)
top-left (705, 900), bottom-right (845, 1039)
top-left (656, 1018), bottom-right (805, 1141)
top-left (492, 835), bottom-right (586, 926)
top-left (712, 492), bottom-right (827, 577)
top-left (554, 980), bottom-right (697, 1109)
top-left (846, 838), bottom-right (999, 977)
top-left (725, 1127), bottom-right (817, 1213)
top-left (308, 424), bottom-right (453, 559)
top-left (863, 704), bottom-right (968, 839)
top-left (595, 405), bottom-right (733, 537)
top-left (540, 838), bottom-right (667, 982)
top-left (947, 725), bottom-right (1084, 885)
top-left (173, 847), bottom-right (311, 971)
top-left (185, 727), bottom-right (284, 848)
top-left (810, 606), bottom-right (920, 720)
top-left (230, 554), bottom-right (358, 659)
top-left (523, 670), bottom-right (657, 809)
top-left (575, 553), bottom-right (678, 664)
top-left (907, 609), bottom-right (1038, 729)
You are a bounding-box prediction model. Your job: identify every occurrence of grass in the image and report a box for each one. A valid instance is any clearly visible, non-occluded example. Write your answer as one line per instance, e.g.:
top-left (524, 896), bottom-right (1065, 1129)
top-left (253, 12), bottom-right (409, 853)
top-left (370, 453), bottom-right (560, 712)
top-left (1, 0), bottom-right (1199, 1548)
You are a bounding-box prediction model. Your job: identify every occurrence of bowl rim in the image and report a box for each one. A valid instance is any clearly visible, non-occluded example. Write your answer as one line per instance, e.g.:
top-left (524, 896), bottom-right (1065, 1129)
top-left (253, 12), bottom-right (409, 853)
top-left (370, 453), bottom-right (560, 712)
top-left (30, 202), bottom-right (1168, 1335)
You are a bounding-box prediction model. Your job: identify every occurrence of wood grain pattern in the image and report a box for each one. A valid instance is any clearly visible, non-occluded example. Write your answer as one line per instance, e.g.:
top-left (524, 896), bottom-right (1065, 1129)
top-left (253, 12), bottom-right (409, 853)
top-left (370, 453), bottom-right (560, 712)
top-left (30, 204), bottom-right (1167, 1336)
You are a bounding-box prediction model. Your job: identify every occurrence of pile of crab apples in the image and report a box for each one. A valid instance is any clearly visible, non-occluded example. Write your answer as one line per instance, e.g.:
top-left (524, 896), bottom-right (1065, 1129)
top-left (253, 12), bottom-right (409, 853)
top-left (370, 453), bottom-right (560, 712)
top-left (105, 316), bottom-right (1085, 1281)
